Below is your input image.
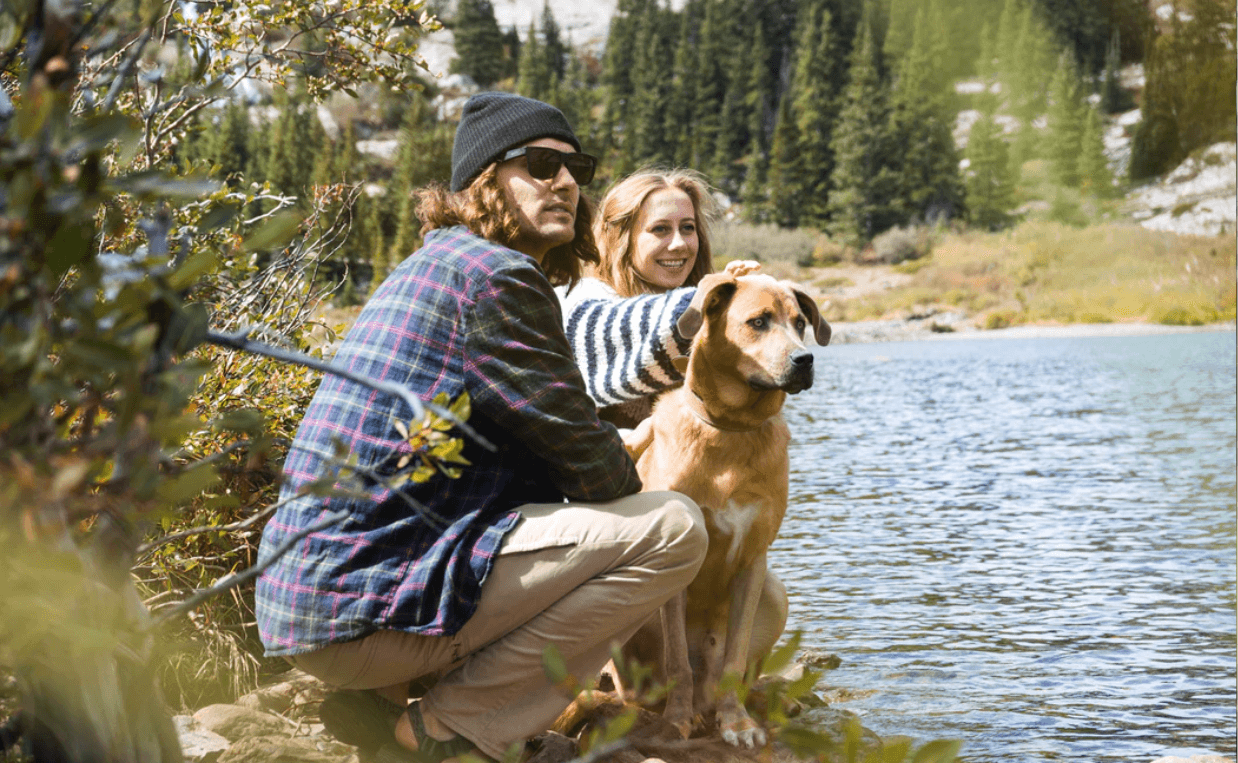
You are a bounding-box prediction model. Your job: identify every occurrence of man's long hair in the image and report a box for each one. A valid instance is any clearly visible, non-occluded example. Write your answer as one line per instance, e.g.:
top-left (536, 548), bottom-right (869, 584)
top-left (416, 165), bottom-right (599, 287)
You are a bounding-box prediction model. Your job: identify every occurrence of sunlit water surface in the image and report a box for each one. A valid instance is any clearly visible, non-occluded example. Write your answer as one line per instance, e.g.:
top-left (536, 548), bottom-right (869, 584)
top-left (776, 331), bottom-right (1236, 763)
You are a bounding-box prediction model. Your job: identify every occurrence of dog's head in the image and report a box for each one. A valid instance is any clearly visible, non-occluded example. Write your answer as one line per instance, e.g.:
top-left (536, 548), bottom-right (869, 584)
top-left (677, 273), bottom-right (830, 395)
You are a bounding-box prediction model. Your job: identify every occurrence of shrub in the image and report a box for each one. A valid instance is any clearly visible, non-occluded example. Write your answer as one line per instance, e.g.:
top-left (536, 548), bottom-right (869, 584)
top-left (713, 222), bottom-right (818, 267)
top-left (984, 310), bottom-right (1021, 330)
top-left (871, 225), bottom-right (933, 264)
top-left (811, 234), bottom-right (850, 266)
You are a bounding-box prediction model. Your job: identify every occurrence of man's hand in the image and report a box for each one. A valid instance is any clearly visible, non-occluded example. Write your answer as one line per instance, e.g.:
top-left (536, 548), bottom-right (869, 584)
top-left (622, 419), bottom-right (654, 462)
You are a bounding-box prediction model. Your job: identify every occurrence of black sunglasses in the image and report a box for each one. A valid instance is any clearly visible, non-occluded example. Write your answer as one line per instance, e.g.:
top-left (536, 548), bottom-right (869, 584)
top-left (501, 146), bottom-right (598, 187)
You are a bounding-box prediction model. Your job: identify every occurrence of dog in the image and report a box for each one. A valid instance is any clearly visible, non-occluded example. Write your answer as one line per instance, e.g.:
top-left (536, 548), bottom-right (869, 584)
top-left (622, 271), bottom-right (831, 747)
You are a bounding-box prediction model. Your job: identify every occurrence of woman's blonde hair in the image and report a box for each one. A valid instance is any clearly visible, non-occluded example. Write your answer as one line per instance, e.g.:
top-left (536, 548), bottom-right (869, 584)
top-left (590, 169), bottom-right (718, 298)
top-left (416, 164), bottom-right (599, 287)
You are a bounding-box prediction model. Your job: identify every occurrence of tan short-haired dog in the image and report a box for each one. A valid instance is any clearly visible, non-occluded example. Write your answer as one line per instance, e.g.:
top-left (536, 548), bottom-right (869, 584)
top-left (624, 271), bottom-right (831, 747)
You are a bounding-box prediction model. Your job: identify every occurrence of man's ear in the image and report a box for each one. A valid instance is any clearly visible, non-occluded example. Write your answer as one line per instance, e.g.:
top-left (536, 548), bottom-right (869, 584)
top-left (786, 282), bottom-right (831, 346)
top-left (677, 273), bottom-right (738, 339)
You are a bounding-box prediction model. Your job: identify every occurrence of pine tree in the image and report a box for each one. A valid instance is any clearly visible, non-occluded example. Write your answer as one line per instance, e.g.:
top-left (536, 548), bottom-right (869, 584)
top-left (599, 0), bottom-right (647, 159)
top-left (791, 1), bottom-right (839, 229)
top-left (884, 4), bottom-right (963, 224)
top-left (516, 20), bottom-right (551, 100)
top-left (1077, 104), bottom-right (1112, 197)
top-left (501, 26), bottom-right (522, 82)
top-left (451, 0), bottom-right (506, 87)
top-left (1007, 2), bottom-right (1056, 166)
top-left (828, 11), bottom-right (897, 244)
top-left (663, 2), bottom-right (701, 167)
top-left (690, 0), bottom-right (730, 169)
top-left (882, 0), bottom-right (914, 64)
top-left (333, 122), bottom-right (361, 183)
top-left (1100, 30), bottom-right (1132, 114)
top-left (551, 45), bottom-right (596, 144)
top-left (738, 15), bottom-right (775, 220)
top-left (207, 102), bottom-right (252, 184)
top-left (1131, 0), bottom-right (1236, 180)
top-left (1045, 52), bottom-right (1083, 187)
top-left (708, 19), bottom-right (756, 195)
top-left (627, 0), bottom-right (676, 168)
top-left (540, 3), bottom-right (567, 81)
top-left (766, 91), bottom-right (804, 228)
top-left (964, 103), bottom-right (1015, 230)
top-left (994, 0), bottom-right (1021, 87)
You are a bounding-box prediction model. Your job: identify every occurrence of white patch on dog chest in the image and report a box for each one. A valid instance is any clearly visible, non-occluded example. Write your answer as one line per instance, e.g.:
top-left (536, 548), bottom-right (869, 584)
top-left (714, 500), bottom-right (763, 567)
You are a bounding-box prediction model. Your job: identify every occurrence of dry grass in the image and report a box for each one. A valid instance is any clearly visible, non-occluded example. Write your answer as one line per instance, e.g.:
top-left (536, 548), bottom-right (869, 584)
top-left (813, 221), bottom-right (1236, 326)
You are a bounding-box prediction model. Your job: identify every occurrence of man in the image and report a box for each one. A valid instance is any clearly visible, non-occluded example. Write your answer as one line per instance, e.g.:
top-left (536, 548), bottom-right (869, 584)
top-left (254, 93), bottom-right (707, 763)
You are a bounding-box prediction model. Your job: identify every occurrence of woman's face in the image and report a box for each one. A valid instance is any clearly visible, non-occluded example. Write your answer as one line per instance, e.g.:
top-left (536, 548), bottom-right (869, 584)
top-left (630, 187), bottom-right (699, 291)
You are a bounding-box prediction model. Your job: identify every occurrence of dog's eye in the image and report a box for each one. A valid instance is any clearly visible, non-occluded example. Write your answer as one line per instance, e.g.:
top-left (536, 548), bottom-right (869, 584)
top-left (795, 318), bottom-right (806, 333)
top-left (748, 317), bottom-right (766, 330)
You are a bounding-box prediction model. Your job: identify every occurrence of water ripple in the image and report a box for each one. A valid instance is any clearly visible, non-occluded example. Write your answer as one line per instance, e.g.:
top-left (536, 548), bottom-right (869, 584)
top-left (776, 332), bottom-right (1236, 763)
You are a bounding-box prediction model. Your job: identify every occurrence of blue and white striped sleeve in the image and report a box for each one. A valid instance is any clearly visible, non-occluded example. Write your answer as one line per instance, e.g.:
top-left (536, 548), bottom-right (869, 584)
top-left (557, 280), bottom-right (694, 407)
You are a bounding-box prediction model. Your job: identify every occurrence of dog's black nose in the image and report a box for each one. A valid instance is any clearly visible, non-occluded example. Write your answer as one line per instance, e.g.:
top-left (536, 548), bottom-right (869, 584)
top-left (791, 350), bottom-right (814, 368)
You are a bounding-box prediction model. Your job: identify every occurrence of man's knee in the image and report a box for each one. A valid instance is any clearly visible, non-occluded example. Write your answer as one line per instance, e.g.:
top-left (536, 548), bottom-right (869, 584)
top-left (647, 490), bottom-right (707, 571)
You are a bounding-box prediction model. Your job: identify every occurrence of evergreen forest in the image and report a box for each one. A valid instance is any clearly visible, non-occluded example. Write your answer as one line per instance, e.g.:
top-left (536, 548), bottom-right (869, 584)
top-left (176, 0), bottom-right (1235, 301)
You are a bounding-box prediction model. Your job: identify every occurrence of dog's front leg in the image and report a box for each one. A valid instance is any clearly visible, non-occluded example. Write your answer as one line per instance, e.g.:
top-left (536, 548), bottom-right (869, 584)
top-left (716, 553), bottom-right (769, 748)
top-left (659, 590), bottom-right (695, 739)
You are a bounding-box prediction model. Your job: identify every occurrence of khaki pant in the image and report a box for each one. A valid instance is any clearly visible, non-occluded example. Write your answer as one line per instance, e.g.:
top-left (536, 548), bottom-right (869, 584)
top-left (292, 491), bottom-right (706, 760)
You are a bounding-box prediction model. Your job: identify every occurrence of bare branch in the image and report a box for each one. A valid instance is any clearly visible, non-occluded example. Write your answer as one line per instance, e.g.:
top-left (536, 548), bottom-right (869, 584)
top-left (149, 508), bottom-right (349, 628)
top-left (204, 329), bottom-right (494, 451)
top-left (135, 502), bottom-right (278, 558)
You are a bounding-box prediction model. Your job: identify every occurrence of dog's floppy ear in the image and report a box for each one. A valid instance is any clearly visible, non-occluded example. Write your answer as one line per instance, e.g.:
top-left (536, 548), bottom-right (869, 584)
top-left (677, 273), bottom-right (738, 339)
top-left (786, 282), bottom-right (831, 346)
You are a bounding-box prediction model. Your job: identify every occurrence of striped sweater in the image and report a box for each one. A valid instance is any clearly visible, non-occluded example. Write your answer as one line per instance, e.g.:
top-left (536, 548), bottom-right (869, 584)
top-left (555, 278), bottom-right (694, 408)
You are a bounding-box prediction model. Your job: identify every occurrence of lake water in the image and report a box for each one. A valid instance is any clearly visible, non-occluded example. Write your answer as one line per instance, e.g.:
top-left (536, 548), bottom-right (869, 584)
top-left (776, 330), bottom-right (1236, 763)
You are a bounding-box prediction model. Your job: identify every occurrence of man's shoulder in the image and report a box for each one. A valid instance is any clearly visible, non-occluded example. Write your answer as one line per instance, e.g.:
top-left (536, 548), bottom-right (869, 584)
top-left (421, 226), bottom-right (537, 278)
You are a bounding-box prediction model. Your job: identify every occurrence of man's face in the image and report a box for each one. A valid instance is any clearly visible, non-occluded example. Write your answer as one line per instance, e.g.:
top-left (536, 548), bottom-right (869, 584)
top-left (495, 137), bottom-right (580, 262)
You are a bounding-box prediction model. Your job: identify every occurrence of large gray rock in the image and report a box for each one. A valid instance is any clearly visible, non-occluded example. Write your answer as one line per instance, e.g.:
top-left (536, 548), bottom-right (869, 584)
top-left (194, 703), bottom-right (289, 741)
top-left (235, 669), bottom-right (331, 720)
top-left (216, 734), bottom-right (358, 763)
top-left (173, 714), bottom-right (231, 763)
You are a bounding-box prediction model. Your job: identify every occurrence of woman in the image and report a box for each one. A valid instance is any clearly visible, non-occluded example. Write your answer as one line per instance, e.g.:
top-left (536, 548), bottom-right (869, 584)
top-left (557, 169), bottom-right (721, 427)
top-left (555, 169), bottom-right (787, 713)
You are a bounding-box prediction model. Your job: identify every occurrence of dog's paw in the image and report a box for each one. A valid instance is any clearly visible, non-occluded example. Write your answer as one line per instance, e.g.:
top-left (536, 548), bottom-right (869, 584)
top-left (718, 705), bottom-right (766, 748)
top-left (720, 720), bottom-right (766, 748)
top-left (662, 700), bottom-right (695, 740)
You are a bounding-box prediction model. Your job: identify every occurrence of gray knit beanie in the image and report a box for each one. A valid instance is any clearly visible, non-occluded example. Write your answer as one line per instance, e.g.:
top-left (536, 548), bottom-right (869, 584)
top-left (450, 92), bottom-right (581, 192)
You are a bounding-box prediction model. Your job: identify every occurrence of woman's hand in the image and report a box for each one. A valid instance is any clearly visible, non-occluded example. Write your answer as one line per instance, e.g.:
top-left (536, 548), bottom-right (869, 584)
top-left (724, 260), bottom-right (761, 278)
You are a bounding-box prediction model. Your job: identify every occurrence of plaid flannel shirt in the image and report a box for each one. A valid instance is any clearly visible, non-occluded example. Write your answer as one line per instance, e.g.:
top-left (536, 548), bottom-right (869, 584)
top-left (256, 226), bottom-right (641, 657)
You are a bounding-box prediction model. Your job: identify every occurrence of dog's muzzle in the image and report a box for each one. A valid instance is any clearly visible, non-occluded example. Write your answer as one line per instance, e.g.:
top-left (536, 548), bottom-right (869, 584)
top-left (779, 350), bottom-right (815, 394)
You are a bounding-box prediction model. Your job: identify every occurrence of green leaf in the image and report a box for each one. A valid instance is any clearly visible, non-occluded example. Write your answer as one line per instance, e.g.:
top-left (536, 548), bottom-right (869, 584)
top-left (541, 644), bottom-right (569, 686)
top-left (762, 630), bottom-right (802, 678)
top-left (778, 726), bottom-right (834, 757)
top-left (46, 221), bottom-right (93, 276)
top-left (167, 250), bottom-right (218, 291)
top-left (213, 409), bottom-right (264, 434)
top-left (600, 707), bottom-right (637, 743)
top-left (911, 739), bottom-right (962, 763)
top-left (156, 463), bottom-right (220, 504)
top-left (243, 210), bottom-right (303, 253)
top-left (197, 202), bottom-right (239, 233)
top-left (113, 170), bottom-right (220, 199)
top-left (71, 114), bottom-right (140, 154)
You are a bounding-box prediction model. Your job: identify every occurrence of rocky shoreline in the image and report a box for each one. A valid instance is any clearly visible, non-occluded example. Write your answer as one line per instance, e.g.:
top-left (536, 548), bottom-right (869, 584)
top-left (173, 662), bottom-right (887, 763)
top-left (170, 666), bottom-right (1236, 763)
top-left (829, 314), bottom-right (1236, 345)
